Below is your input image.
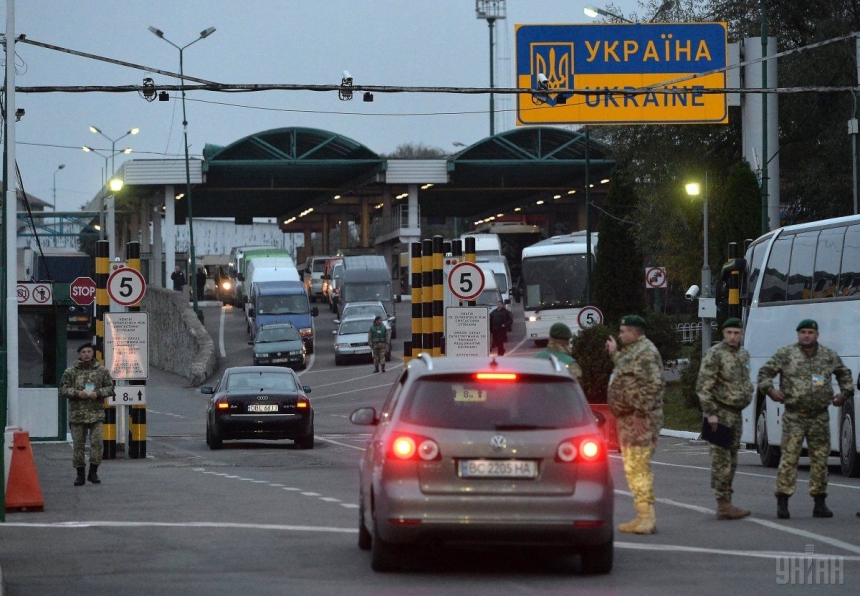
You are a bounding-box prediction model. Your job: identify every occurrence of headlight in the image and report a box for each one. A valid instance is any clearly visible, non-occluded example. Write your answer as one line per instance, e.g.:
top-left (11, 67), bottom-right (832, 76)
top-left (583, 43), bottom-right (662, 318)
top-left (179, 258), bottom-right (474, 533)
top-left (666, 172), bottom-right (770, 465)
top-left (299, 328), bottom-right (313, 337)
top-left (289, 350), bottom-right (302, 356)
top-left (254, 353), bottom-right (266, 359)
top-left (335, 343), bottom-right (349, 350)
top-left (528, 316), bottom-right (537, 322)
top-left (222, 281), bottom-right (232, 290)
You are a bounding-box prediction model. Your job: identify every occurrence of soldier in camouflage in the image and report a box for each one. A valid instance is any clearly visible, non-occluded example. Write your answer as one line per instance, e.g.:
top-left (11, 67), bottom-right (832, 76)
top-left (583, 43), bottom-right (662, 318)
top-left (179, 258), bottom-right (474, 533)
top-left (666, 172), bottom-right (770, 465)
top-left (368, 316), bottom-right (390, 373)
top-left (757, 319), bottom-right (853, 519)
top-left (59, 343), bottom-right (115, 486)
top-left (606, 315), bottom-right (665, 534)
top-left (696, 317), bottom-right (754, 520)
top-left (533, 323), bottom-right (583, 379)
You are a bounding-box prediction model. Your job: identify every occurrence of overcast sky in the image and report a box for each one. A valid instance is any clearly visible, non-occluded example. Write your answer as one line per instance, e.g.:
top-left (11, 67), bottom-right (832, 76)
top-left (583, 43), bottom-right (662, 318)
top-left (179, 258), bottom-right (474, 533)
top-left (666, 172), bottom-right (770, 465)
top-left (3, 0), bottom-right (644, 212)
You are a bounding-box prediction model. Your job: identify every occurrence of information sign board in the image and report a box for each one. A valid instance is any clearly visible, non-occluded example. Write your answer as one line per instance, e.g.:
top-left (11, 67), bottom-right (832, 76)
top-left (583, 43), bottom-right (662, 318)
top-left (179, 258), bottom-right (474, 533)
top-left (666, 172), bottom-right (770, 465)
top-left (104, 312), bottom-right (148, 380)
top-left (445, 307), bottom-right (490, 357)
top-left (109, 386), bottom-right (147, 406)
top-left (515, 23), bottom-right (728, 125)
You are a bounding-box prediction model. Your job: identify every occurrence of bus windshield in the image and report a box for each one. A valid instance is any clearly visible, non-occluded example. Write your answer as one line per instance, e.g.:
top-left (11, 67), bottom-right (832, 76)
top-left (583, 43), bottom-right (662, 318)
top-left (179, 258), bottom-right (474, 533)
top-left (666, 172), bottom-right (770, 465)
top-left (521, 254), bottom-right (588, 310)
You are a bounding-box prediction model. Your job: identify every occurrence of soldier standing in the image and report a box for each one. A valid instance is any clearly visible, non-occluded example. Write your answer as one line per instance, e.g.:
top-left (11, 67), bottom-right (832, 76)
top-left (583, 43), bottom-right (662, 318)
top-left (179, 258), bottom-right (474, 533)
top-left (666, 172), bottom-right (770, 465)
top-left (696, 318), bottom-right (754, 520)
top-left (757, 319), bottom-right (853, 519)
top-left (533, 323), bottom-right (583, 379)
top-left (606, 315), bottom-right (665, 534)
top-left (368, 316), bottom-right (390, 373)
top-left (59, 343), bottom-right (115, 486)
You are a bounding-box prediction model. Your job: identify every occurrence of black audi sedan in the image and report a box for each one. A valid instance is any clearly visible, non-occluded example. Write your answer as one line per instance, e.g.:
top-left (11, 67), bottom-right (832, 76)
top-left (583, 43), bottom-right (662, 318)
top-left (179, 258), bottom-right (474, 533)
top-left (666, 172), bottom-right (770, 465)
top-left (202, 366), bottom-right (314, 450)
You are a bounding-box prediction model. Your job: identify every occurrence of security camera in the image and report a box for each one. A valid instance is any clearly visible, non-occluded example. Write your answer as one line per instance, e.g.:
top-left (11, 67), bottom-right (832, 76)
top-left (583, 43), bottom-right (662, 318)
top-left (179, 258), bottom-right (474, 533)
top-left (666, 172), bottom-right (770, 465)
top-left (685, 285), bottom-right (700, 300)
top-left (339, 70), bottom-right (354, 101)
top-left (536, 73), bottom-right (549, 88)
top-left (532, 73), bottom-right (550, 105)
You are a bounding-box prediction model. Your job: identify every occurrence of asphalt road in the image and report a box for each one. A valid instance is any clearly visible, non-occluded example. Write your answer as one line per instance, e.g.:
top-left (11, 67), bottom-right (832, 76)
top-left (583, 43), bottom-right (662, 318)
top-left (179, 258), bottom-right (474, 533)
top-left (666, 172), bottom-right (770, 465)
top-left (1, 300), bottom-right (858, 595)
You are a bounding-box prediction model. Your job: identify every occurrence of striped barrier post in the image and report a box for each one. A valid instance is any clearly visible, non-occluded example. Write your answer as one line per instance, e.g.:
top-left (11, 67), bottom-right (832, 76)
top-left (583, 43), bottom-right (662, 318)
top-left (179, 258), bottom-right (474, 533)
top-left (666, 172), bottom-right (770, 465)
top-left (432, 236), bottom-right (443, 357)
top-left (127, 241), bottom-right (146, 459)
top-left (409, 242), bottom-right (422, 361)
top-left (96, 240), bottom-right (116, 460)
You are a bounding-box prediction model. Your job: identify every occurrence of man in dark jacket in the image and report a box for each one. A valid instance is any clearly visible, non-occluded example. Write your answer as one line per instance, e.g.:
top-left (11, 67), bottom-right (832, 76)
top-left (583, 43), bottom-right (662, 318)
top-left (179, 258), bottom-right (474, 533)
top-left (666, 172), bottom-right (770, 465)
top-left (170, 265), bottom-right (186, 292)
top-left (489, 301), bottom-right (513, 356)
top-left (59, 343), bottom-right (115, 486)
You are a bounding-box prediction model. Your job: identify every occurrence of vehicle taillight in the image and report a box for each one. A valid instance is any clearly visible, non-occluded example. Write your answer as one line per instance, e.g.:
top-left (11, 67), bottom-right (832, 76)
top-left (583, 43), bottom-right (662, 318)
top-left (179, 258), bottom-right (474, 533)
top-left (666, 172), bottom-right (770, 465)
top-left (387, 434), bottom-right (440, 461)
top-left (556, 436), bottom-right (605, 463)
top-left (296, 397), bottom-right (309, 409)
top-left (475, 372), bottom-right (517, 381)
top-left (216, 397), bottom-right (229, 410)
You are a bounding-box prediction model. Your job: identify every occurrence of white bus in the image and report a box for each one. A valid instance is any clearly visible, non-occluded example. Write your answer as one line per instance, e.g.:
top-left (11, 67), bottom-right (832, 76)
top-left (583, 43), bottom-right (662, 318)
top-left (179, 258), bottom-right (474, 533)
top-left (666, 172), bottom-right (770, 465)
top-left (739, 214), bottom-right (860, 476)
top-left (520, 232), bottom-right (597, 344)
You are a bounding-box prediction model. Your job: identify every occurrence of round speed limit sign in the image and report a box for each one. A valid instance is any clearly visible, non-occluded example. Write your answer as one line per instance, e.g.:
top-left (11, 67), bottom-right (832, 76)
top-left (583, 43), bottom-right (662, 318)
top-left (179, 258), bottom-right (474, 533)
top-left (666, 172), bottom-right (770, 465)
top-left (447, 261), bottom-right (485, 301)
top-left (107, 267), bottom-right (147, 306)
top-left (577, 306), bottom-right (604, 329)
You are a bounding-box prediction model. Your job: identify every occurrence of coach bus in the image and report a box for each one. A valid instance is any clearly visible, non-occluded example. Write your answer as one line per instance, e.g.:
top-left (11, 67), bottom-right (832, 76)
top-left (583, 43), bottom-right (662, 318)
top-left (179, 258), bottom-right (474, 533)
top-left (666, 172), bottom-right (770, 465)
top-left (738, 214), bottom-right (860, 476)
top-left (520, 231), bottom-right (597, 345)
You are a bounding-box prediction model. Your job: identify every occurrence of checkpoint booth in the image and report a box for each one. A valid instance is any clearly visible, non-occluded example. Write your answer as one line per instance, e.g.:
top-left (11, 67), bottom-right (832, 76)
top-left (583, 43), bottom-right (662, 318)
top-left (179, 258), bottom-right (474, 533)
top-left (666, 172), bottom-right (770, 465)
top-left (16, 282), bottom-right (77, 441)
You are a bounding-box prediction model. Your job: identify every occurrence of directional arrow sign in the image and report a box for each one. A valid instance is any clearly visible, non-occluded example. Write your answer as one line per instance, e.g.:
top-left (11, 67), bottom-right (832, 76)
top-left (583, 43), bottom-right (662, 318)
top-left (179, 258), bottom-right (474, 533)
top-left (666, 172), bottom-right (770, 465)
top-left (109, 385), bottom-right (147, 406)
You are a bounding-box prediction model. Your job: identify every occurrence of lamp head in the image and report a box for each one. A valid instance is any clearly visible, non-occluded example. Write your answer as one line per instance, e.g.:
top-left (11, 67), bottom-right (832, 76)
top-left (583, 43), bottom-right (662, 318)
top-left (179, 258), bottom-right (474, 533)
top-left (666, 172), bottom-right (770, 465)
top-left (108, 178), bottom-right (124, 192)
top-left (685, 182), bottom-right (701, 196)
top-left (583, 6), bottom-right (599, 18)
top-left (58, 164), bottom-right (66, 170)
top-left (82, 146), bottom-right (93, 153)
top-left (148, 26), bottom-right (164, 38)
top-left (122, 148), bottom-right (133, 155)
top-left (200, 27), bottom-right (216, 39)
top-left (89, 125), bottom-right (100, 134)
top-left (129, 127), bottom-right (140, 135)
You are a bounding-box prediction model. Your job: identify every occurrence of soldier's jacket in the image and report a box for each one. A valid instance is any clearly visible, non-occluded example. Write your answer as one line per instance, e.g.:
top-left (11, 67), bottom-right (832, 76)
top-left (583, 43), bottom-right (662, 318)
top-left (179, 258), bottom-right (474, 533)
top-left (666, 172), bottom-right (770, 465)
top-left (757, 343), bottom-right (854, 415)
top-left (534, 344), bottom-right (583, 378)
top-left (608, 335), bottom-right (665, 418)
top-left (60, 359), bottom-right (115, 424)
top-left (368, 325), bottom-right (390, 347)
top-left (697, 342), bottom-right (754, 415)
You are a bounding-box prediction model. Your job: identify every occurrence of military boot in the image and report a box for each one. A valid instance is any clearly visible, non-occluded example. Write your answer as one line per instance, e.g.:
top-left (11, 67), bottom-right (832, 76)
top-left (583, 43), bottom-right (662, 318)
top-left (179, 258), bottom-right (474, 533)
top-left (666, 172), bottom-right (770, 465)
top-left (373, 366), bottom-right (379, 373)
top-left (776, 494), bottom-right (790, 519)
top-left (717, 499), bottom-right (751, 520)
top-left (87, 464), bottom-right (101, 485)
top-left (618, 502), bottom-right (648, 534)
top-left (74, 467), bottom-right (86, 487)
top-left (812, 495), bottom-right (833, 518)
top-left (381, 364), bottom-right (386, 373)
top-left (633, 503), bottom-right (657, 534)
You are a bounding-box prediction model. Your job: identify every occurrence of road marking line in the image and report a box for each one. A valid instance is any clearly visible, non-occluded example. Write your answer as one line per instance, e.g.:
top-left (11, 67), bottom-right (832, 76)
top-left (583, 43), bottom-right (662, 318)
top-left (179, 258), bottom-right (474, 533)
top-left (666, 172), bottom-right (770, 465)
top-left (314, 436), bottom-right (366, 451)
top-left (301, 492), bottom-right (321, 496)
top-left (319, 497), bottom-right (341, 503)
top-left (616, 489), bottom-right (860, 555)
top-left (310, 384), bottom-right (395, 400)
top-left (282, 487), bottom-right (300, 491)
top-left (340, 504), bottom-right (359, 509)
top-left (616, 541), bottom-right (860, 561)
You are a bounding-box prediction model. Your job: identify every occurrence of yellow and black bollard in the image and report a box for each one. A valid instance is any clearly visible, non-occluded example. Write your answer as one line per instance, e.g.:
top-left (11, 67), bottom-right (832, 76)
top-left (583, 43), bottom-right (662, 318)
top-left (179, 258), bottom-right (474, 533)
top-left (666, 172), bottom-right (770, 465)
top-left (95, 240), bottom-right (117, 460)
top-left (421, 239), bottom-right (433, 356)
top-left (409, 242), bottom-right (423, 362)
top-left (432, 236), bottom-right (444, 357)
top-left (463, 236), bottom-right (477, 307)
top-left (126, 241), bottom-right (147, 459)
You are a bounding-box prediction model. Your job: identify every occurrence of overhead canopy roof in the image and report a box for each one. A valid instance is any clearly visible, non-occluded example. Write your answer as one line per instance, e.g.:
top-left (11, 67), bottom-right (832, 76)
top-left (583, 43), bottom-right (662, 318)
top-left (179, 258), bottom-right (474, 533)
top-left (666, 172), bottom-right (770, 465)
top-left (117, 126), bottom-right (614, 231)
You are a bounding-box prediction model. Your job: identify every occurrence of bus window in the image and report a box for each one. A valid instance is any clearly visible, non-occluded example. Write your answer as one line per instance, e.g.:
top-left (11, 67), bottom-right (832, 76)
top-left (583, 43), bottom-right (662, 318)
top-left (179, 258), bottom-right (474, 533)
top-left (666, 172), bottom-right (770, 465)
top-left (745, 237), bottom-right (770, 305)
top-left (838, 224), bottom-right (860, 297)
top-left (812, 226), bottom-right (845, 299)
top-left (759, 235), bottom-right (792, 303)
top-left (785, 231), bottom-right (817, 301)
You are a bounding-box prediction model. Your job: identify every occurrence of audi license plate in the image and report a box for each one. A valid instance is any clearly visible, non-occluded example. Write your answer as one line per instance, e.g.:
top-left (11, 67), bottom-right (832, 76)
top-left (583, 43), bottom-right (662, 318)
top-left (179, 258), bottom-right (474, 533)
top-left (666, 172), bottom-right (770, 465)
top-left (248, 404), bottom-right (278, 412)
top-left (459, 459), bottom-right (537, 479)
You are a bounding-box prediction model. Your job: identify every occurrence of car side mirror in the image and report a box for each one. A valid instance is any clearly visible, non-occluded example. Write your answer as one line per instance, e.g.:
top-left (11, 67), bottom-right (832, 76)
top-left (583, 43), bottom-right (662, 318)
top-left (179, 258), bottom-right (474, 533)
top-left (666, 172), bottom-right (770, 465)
top-left (247, 340), bottom-right (253, 346)
top-left (302, 385), bottom-right (312, 393)
top-left (333, 319), bottom-right (340, 325)
top-left (332, 330), bottom-right (337, 335)
top-left (200, 387), bottom-right (214, 394)
top-left (350, 407), bottom-right (378, 426)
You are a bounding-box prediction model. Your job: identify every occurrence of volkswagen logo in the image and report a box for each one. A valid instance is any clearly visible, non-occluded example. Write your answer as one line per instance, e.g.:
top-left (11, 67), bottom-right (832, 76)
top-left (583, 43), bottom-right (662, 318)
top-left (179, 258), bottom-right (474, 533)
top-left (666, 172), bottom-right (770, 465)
top-left (490, 435), bottom-right (507, 452)
top-left (256, 396), bottom-right (269, 401)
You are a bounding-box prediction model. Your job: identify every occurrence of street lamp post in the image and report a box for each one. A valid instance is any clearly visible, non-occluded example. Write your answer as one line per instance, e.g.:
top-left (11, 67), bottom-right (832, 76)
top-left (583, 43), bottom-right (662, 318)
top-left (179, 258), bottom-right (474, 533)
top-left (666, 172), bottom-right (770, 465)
top-left (686, 173), bottom-right (712, 357)
top-left (475, 1), bottom-right (506, 136)
top-left (149, 25), bottom-right (216, 323)
top-left (83, 145), bottom-right (133, 186)
top-left (89, 126), bottom-right (139, 175)
top-left (52, 164), bottom-right (65, 209)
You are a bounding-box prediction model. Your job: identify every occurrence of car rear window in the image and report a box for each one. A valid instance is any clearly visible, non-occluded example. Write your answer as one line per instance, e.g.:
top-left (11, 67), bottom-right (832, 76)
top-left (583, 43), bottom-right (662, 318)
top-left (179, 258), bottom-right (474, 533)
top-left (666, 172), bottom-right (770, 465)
top-left (399, 374), bottom-right (589, 430)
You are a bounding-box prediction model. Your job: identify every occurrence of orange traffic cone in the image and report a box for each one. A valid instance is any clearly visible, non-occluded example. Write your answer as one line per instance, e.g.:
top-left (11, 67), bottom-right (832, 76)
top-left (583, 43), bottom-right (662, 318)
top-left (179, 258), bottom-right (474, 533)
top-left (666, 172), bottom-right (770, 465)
top-left (5, 431), bottom-right (44, 512)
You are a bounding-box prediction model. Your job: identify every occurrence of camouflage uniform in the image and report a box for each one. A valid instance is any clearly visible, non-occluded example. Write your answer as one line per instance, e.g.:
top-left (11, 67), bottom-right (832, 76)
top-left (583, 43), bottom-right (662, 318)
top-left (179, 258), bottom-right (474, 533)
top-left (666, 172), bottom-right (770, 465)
top-left (59, 358), bottom-right (114, 468)
top-left (368, 323), bottom-right (390, 368)
top-left (533, 339), bottom-right (583, 378)
top-left (608, 335), bottom-right (665, 505)
top-left (757, 343), bottom-right (853, 497)
top-left (697, 341), bottom-right (754, 500)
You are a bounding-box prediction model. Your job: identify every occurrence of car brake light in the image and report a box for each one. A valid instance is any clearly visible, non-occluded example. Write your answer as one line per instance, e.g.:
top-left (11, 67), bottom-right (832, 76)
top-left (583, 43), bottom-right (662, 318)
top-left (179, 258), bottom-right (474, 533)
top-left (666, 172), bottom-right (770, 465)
top-left (296, 398), bottom-right (309, 409)
top-left (475, 373), bottom-right (517, 381)
top-left (388, 434), bottom-right (440, 461)
top-left (556, 436), bottom-right (605, 463)
top-left (216, 399), bottom-right (229, 410)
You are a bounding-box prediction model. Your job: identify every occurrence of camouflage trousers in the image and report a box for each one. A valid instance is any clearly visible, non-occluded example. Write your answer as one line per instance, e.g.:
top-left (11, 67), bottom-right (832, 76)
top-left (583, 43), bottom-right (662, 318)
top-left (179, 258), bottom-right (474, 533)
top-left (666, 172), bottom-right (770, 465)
top-left (70, 421), bottom-right (103, 468)
top-left (710, 409), bottom-right (742, 501)
top-left (371, 345), bottom-right (387, 366)
top-left (620, 444), bottom-right (656, 505)
top-left (776, 409), bottom-right (830, 497)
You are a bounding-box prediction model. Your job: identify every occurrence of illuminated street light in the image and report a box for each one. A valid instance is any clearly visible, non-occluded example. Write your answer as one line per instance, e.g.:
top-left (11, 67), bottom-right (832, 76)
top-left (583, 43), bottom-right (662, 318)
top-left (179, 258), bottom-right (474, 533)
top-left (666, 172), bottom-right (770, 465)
top-left (685, 175), bottom-right (712, 356)
top-left (89, 125), bottom-right (139, 174)
top-left (149, 25), bottom-right (217, 323)
top-left (52, 164), bottom-right (65, 209)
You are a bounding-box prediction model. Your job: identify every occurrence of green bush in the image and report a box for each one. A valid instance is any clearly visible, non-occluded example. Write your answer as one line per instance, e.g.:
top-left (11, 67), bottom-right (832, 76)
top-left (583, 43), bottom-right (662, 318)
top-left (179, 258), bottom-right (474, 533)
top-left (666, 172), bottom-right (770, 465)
top-left (571, 325), bottom-right (614, 404)
top-left (679, 347), bottom-right (703, 410)
top-left (645, 311), bottom-right (682, 365)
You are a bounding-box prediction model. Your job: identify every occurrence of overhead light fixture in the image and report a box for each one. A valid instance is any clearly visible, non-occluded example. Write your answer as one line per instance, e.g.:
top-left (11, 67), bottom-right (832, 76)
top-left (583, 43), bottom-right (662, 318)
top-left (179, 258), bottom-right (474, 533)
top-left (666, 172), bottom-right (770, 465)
top-left (553, 195), bottom-right (561, 199)
top-left (568, 190), bottom-right (577, 194)
top-left (175, 193), bottom-right (185, 200)
top-left (334, 194), bottom-right (341, 200)
top-left (536, 200), bottom-right (545, 205)
top-left (514, 207), bottom-right (522, 212)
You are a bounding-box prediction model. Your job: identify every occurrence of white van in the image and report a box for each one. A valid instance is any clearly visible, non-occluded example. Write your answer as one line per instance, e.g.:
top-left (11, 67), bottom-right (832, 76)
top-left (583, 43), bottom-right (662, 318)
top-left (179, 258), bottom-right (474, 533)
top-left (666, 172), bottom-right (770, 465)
top-left (460, 233), bottom-right (503, 260)
top-left (475, 257), bottom-right (512, 304)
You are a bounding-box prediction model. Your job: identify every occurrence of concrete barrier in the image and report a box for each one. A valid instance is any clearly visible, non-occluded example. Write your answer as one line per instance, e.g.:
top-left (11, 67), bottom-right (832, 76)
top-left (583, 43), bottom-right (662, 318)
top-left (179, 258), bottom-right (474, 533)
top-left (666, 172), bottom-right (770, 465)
top-left (140, 286), bottom-right (216, 385)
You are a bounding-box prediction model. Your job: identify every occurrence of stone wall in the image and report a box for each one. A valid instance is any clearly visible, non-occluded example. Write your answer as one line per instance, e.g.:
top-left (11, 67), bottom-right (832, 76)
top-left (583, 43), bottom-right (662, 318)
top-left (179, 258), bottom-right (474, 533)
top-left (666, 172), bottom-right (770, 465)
top-left (140, 286), bottom-right (216, 385)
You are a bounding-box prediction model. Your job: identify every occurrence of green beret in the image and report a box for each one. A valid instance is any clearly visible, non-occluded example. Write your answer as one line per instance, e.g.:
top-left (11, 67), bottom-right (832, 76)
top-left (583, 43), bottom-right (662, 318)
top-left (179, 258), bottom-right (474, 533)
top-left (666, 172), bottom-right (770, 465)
top-left (549, 323), bottom-right (572, 340)
top-left (619, 314), bottom-right (647, 329)
top-left (77, 343), bottom-right (94, 353)
top-left (796, 319), bottom-right (818, 331)
top-left (721, 317), bottom-right (743, 330)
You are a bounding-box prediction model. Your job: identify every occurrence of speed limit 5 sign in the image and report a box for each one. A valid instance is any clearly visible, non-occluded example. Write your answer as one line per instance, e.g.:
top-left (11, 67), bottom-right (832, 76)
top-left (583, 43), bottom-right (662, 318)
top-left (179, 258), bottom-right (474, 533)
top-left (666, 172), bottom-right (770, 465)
top-left (107, 267), bottom-right (147, 306)
top-left (447, 262), bottom-right (485, 301)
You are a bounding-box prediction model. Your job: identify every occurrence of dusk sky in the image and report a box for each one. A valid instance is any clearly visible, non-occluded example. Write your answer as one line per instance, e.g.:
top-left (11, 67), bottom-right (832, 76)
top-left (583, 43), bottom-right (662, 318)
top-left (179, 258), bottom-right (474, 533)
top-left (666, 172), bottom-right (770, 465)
top-left (3, 1), bottom-right (646, 212)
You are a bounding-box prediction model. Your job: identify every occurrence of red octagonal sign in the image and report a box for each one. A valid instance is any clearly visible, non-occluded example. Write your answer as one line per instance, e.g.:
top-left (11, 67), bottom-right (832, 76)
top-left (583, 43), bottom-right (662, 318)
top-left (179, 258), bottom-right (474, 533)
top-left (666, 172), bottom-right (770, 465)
top-left (70, 277), bottom-right (97, 306)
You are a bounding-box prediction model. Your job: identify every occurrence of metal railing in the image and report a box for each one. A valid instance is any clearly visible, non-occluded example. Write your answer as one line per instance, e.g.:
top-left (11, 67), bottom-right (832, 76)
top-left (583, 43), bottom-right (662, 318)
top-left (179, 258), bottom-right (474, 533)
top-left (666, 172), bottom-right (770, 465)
top-left (675, 321), bottom-right (719, 344)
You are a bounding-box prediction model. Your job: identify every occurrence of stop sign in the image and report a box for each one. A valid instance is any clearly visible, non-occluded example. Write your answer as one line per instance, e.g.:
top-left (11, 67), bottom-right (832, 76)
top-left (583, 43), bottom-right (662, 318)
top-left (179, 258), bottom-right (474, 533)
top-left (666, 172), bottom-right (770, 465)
top-left (70, 277), bottom-right (97, 306)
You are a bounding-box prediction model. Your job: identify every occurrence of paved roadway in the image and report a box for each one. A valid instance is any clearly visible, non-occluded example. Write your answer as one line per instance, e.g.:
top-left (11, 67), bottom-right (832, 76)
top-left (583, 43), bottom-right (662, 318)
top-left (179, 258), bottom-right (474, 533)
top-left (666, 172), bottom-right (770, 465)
top-left (1, 300), bottom-right (858, 595)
